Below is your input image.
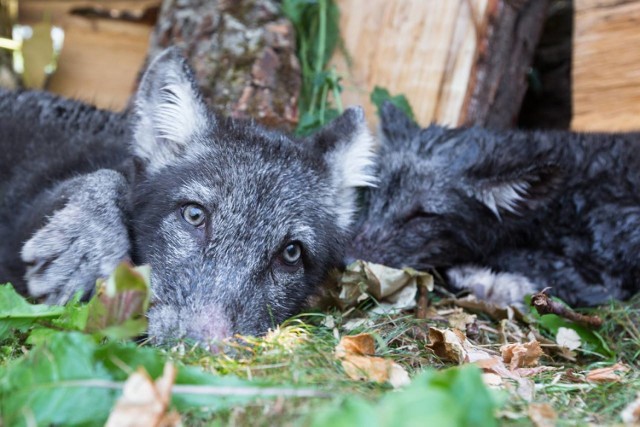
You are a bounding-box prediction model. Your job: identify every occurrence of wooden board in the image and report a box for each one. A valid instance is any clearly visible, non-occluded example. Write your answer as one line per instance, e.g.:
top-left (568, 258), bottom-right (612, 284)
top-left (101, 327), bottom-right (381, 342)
top-left (333, 0), bottom-right (548, 129)
top-left (19, 1), bottom-right (158, 111)
top-left (572, 0), bottom-right (640, 131)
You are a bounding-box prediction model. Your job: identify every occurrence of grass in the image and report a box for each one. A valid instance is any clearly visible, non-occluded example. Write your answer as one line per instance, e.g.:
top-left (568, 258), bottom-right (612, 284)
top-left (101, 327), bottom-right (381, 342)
top-left (149, 293), bottom-right (640, 426)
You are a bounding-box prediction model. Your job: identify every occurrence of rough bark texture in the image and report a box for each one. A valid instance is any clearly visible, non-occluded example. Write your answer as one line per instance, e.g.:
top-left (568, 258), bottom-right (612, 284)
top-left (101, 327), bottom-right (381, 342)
top-left (462, 0), bottom-right (550, 129)
top-left (147, 0), bottom-right (301, 131)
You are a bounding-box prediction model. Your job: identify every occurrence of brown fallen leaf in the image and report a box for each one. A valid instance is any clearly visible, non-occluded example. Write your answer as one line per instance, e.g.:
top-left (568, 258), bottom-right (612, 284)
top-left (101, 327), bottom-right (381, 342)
top-left (515, 366), bottom-right (560, 378)
top-left (335, 333), bottom-right (375, 357)
top-left (501, 341), bottom-right (543, 370)
top-left (585, 362), bottom-right (630, 383)
top-left (426, 327), bottom-right (497, 364)
top-left (528, 402), bottom-right (558, 427)
top-left (621, 393), bottom-right (640, 425)
top-left (447, 309), bottom-right (477, 332)
top-left (106, 363), bottom-right (180, 427)
top-left (335, 333), bottom-right (410, 388)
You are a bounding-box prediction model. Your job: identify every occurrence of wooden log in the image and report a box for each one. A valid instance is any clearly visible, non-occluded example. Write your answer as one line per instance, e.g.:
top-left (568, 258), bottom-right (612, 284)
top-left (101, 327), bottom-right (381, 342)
top-left (146, 0), bottom-right (301, 131)
top-left (572, 0), bottom-right (640, 131)
top-left (333, 0), bottom-right (549, 129)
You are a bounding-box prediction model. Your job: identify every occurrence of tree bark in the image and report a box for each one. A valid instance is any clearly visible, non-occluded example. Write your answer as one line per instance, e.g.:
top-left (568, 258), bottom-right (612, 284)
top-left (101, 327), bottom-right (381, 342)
top-left (462, 0), bottom-right (550, 129)
top-left (147, 0), bottom-right (301, 131)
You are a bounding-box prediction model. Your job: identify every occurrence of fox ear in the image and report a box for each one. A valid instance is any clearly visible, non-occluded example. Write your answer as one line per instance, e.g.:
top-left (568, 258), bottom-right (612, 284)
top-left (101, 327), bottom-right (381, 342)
top-left (379, 101), bottom-right (420, 147)
top-left (471, 163), bottom-right (562, 220)
top-left (310, 107), bottom-right (377, 229)
top-left (133, 47), bottom-right (209, 172)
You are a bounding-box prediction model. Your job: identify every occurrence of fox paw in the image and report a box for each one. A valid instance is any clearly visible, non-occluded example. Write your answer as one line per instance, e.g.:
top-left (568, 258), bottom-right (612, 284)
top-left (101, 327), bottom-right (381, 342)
top-left (446, 265), bottom-right (537, 309)
top-left (21, 169), bottom-right (130, 305)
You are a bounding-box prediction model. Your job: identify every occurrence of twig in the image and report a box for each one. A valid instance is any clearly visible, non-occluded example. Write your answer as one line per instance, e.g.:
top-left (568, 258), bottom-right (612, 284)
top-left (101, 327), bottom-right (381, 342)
top-left (416, 283), bottom-right (430, 319)
top-left (531, 288), bottom-right (603, 328)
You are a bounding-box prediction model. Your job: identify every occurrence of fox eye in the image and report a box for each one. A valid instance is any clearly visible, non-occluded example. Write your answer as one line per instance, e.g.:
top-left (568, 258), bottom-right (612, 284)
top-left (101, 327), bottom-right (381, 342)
top-left (281, 242), bottom-right (302, 265)
top-left (181, 203), bottom-right (206, 227)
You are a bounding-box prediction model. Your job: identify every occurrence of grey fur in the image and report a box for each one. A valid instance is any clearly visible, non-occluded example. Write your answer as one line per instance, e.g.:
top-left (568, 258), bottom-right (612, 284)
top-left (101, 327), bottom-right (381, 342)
top-left (0, 48), bottom-right (376, 344)
top-left (348, 102), bottom-right (640, 307)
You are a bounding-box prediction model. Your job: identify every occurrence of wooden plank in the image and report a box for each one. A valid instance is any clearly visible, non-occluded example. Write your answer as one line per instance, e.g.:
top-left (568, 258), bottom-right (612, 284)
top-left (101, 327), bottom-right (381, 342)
top-left (572, 0), bottom-right (640, 131)
top-left (18, 1), bottom-right (158, 110)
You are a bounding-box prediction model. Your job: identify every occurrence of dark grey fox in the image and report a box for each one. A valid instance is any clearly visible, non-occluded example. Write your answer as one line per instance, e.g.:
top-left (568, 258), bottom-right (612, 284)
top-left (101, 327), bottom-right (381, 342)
top-left (348, 103), bottom-right (640, 308)
top-left (0, 48), bottom-right (376, 344)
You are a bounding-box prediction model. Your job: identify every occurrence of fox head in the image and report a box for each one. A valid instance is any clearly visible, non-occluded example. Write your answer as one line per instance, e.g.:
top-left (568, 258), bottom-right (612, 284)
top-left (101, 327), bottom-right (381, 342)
top-left (130, 48), bottom-right (376, 346)
top-left (347, 102), bottom-right (562, 270)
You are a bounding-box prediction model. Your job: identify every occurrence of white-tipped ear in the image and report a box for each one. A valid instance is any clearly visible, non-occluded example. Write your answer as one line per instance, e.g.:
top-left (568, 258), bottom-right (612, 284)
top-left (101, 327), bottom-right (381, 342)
top-left (475, 180), bottom-right (530, 220)
top-left (317, 107), bottom-right (377, 229)
top-left (133, 47), bottom-right (209, 172)
top-left (471, 164), bottom-right (562, 221)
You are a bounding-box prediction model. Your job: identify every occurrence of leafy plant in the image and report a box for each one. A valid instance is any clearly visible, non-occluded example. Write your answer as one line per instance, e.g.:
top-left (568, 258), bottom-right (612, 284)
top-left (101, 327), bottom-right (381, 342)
top-left (282, 0), bottom-right (343, 135)
top-left (370, 86), bottom-right (416, 121)
top-left (309, 365), bottom-right (498, 427)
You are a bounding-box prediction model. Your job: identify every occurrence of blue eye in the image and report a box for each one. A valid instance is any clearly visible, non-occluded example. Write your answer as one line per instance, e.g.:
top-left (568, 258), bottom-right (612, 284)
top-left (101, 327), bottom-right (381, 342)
top-left (181, 203), bottom-right (206, 227)
top-left (282, 242), bottom-right (302, 265)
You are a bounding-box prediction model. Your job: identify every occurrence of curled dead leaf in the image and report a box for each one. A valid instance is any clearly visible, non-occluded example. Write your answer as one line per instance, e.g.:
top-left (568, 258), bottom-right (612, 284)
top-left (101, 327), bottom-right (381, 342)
top-left (340, 261), bottom-right (433, 313)
top-left (585, 362), bottom-right (630, 383)
top-left (106, 363), bottom-right (180, 427)
top-left (528, 402), bottom-right (558, 427)
top-left (335, 333), bottom-right (410, 388)
top-left (621, 393), bottom-right (640, 425)
top-left (426, 327), bottom-right (496, 364)
top-left (500, 341), bottom-right (543, 370)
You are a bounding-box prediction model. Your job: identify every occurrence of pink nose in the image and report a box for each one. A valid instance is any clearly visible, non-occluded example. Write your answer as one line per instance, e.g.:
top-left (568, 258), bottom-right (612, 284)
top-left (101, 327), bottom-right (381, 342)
top-left (184, 304), bottom-right (232, 345)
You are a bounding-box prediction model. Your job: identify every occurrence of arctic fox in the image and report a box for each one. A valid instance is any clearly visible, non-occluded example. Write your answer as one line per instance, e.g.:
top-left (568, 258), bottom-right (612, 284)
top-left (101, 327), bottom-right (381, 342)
top-left (348, 103), bottom-right (640, 308)
top-left (0, 48), bottom-right (376, 344)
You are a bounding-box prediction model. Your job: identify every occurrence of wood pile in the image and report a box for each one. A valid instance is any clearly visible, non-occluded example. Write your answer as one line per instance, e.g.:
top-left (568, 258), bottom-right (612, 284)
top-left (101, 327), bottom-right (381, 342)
top-left (572, 0), bottom-right (640, 131)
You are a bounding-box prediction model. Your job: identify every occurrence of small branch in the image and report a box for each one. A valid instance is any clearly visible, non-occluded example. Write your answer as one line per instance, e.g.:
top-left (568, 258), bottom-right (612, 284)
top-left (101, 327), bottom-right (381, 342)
top-left (531, 288), bottom-right (603, 328)
top-left (416, 283), bottom-right (430, 320)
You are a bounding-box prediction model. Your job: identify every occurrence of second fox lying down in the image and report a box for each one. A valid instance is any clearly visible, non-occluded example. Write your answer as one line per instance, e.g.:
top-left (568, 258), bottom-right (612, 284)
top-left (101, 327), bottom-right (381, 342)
top-left (349, 103), bottom-right (640, 308)
top-left (0, 48), bottom-right (376, 344)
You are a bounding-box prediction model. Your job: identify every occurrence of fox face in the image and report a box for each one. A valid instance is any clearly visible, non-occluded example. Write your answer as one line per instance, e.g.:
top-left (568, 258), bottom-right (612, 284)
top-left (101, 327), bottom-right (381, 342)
top-left (348, 103), bottom-right (557, 270)
top-left (130, 49), bottom-right (376, 344)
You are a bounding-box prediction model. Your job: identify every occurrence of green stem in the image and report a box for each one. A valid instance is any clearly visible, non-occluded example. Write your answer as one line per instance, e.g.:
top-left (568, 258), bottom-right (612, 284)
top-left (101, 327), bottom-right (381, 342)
top-left (319, 82), bottom-right (329, 123)
top-left (330, 68), bottom-right (343, 113)
top-left (309, 0), bottom-right (327, 115)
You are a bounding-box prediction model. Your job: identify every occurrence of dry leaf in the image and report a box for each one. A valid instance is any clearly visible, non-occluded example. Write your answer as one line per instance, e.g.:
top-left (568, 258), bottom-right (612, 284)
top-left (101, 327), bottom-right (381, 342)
top-left (335, 333), bottom-right (410, 388)
top-left (556, 327), bottom-right (581, 351)
top-left (426, 327), bottom-right (497, 364)
top-left (482, 373), bottom-right (503, 388)
top-left (528, 402), bottom-right (558, 427)
top-left (340, 261), bottom-right (433, 313)
top-left (585, 362), bottom-right (630, 383)
top-left (106, 363), bottom-right (180, 427)
top-left (447, 309), bottom-right (477, 331)
top-left (515, 366), bottom-right (560, 378)
top-left (335, 333), bottom-right (375, 357)
top-left (621, 393), bottom-right (640, 425)
top-left (500, 341), bottom-right (543, 370)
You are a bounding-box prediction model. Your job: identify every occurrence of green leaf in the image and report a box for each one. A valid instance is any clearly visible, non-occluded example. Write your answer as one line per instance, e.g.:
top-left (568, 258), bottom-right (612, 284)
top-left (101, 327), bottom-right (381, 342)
top-left (370, 86), bottom-right (416, 121)
top-left (0, 332), bottom-right (115, 427)
top-left (309, 365), bottom-right (497, 427)
top-left (527, 296), bottom-right (613, 357)
top-left (0, 284), bottom-right (64, 339)
top-left (84, 263), bottom-right (150, 339)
